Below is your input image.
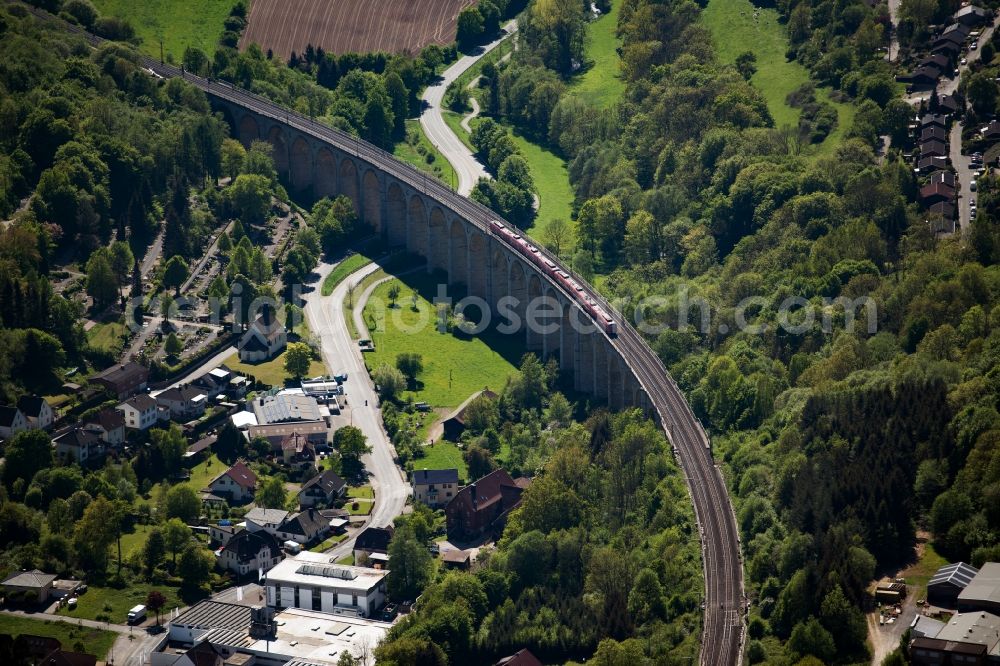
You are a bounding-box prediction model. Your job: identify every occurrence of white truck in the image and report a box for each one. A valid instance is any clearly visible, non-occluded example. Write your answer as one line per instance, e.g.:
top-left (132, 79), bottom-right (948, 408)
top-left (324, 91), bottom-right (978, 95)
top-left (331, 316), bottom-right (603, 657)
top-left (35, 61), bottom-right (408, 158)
top-left (127, 604), bottom-right (146, 625)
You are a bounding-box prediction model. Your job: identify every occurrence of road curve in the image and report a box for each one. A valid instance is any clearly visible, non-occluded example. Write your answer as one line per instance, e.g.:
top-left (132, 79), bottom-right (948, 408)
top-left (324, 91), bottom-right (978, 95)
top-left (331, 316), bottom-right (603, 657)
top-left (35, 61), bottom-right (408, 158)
top-left (420, 21), bottom-right (517, 195)
top-left (30, 11), bottom-right (745, 663)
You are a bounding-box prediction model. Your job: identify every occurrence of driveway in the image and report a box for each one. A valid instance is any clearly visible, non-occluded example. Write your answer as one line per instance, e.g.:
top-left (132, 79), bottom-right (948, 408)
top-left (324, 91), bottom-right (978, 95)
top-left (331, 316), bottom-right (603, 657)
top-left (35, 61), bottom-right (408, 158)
top-left (302, 258), bottom-right (411, 559)
top-left (420, 21), bottom-right (518, 196)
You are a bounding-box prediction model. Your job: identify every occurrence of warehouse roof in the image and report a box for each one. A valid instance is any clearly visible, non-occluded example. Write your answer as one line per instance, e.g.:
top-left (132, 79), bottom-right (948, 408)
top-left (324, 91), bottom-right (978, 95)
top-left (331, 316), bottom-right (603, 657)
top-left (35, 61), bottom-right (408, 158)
top-left (959, 563), bottom-right (1000, 607)
top-left (931, 562), bottom-right (980, 589)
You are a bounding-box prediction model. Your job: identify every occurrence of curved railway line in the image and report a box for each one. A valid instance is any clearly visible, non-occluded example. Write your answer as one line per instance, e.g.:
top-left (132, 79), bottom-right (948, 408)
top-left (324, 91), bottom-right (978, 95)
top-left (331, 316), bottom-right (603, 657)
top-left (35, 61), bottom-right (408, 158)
top-left (21, 7), bottom-right (746, 662)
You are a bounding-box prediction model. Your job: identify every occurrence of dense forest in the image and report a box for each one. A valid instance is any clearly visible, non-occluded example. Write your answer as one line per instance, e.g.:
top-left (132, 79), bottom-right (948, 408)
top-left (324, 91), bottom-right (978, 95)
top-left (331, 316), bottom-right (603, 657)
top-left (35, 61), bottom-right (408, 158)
top-left (443, 0), bottom-right (1000, 663)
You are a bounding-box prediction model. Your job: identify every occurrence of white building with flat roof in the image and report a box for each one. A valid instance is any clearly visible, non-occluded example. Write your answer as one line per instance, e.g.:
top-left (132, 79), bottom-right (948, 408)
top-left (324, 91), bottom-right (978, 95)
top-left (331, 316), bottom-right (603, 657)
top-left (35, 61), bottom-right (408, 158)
top-left (263, 551), bottom-right (388, 618)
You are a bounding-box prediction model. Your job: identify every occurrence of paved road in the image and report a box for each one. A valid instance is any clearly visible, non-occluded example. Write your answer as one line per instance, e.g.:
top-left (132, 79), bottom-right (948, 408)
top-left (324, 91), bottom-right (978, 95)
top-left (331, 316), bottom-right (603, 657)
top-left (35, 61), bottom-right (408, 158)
top-left (303, 258), bottom-right (410, 559)
top-left (950, 120), bottom-right (975, 233)
top-left (420, 22), bottom-right (517, 195)
top-left (888, 0), bottom-right (901, 61)
top-left (150, 344), bottom-right (237, 396)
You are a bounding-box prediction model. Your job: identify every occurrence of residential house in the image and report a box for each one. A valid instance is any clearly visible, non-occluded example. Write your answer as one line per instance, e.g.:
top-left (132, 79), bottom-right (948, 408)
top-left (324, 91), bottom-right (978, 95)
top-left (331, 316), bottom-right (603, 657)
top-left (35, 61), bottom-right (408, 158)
top-left (904, 67), bottom-right (941, 87)
top-left (442, 549), bottom-right (471, 570)
top-left (155, 640), bottom-right (225, 666)
top-left (184, 434), bottom-right (216, 465)
top-left (17, 396), bottom-right (53, 430)
top-left (246, 422), bottom-right (328, 450)
top-left (921, 139), bottom-right (949, 158)
top-left (54, 428), bottom-right (103, 465)
top-left (0, 635), bottom-right (97, 666)
top-left (1, 569), bottom-right (57, 603)
top-left (921, 126), bottom-right (948, 143)
top-left (921, 114), bottom-right (948, 129)
top-left (91, 362), bottom-right (149, 400)
top-left (263, 552), bottom-right (388, 618)
top-left (238, 308), bottom-right (286, 362)
top-left (930, 170), bottom-right (957, 188)
top-left (245, 508), bottom-right (290, 536)
top-left (205, 460), bottom-right (257, 504)
top-left (929, 562), bottom-right (979, 606)
top-left (919, 54), bottom-right (951, 74)
top-left (0, 406), bottom-right (27, 439)
top-left (117, 394), bottom-right (158, 431)
top-left (982, 120), bottom-right (1000, 141)
top-left (353, 526), bottom-right (393, 568)
top-left (909, 611), bottom-right (1000, 665)
top-left (445, 469), bottom-right (527, 540)
top-left (298, 469), bottom-right (347, 508)
top-left (82, 408), bottom-right (125, 447)
top-left (156, 385), bottom-right (207, 421)
top-left (920, 181), bottom-right (956, 205)
top-left (929, 202), bottom-right (957, 230)
top-left (918, 155), bottom-right (950, 172)
top-left (937, 22), bottom-right (971, 46)
top-left (190, 374), bottom-right (225, 401)
top-left (209, 521), bottom-right (238, 546)
top-left (218, 529), bottom-right (283, 577)
top-left (938, 93), bottom-right (962, 115)
top-left (275, 508), bottom-right (330, 546)
top-left (280, 432), bottom-right (316, 466)
top-left (412, 468), bottom-right (460, 508)
top-left (495, 649), bottom-right (544, 666)
top-left (955, 4), bottom-right (988, 26)
top-left (931, 39), bottom-right (962, 56)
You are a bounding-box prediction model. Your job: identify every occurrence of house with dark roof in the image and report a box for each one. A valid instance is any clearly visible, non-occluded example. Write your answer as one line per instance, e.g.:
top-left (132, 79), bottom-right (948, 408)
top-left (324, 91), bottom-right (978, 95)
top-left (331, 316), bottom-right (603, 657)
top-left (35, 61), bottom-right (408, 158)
top-left (918, 155), bottom-right (950, 172)
top-left (1, 569), bottom-right (57, 603)
top-left (279, 432), bottom-right (316, 466)
top-left (412, 468), bottom-right (460, 508)
top-left (922, 114), bottom-right (948, 129)
top-left (903, 67), bottom-right (941, 87)
top-left (91, 362), bottom-right (149, 400)
top-left (238, 308), bottom-right (286, 363)
top-left (17, 396), bottom-right (53, 430)
top-left (246, 421), bottom-right (328, 449)
top-left (938, 94), bottom-right (961, 115)
top-left (117, 393), bottom-right (158, 430)
top-left (54, 428), bottom-right (103, 465)
top-left (275, 508), bottom-right (330, 546)
top-left (909, 611), bottom-right (1000, 665)
top-left (354, 526), bottom-right (394, 567)
top-left (931, 39), bottom-right (962, 56)
top-left (155, 639), bottom-right (225, 666)
top-left (930, 170), bottom-right (957, 188)
top-left (955, 4), bottom-right (988, 26)
top-left (921, 139), bottom-right (949, 158)
top-left (929, 562), bottom-right (980, 606)
top-left (205, 460), bottom-right (257, 503)
top-left (218, 529), bottom-right (283, 577)
top-left (921, 181), bottom-right (956, 205)
top-left (298, 469), bottom-right (347, 508)
top-left (982, 120), bottom-right (1000, 141)
top-left (929, 202), bottom-right (957, 229)
top-left (0, 634), bottom-right (97, 666)
top-left (495, 649), bottom-right (544, 666)
top-left (937, 22), bottom-right (971, 45)
top-left (920, 54), bottom-right (952, 74)
top-left (82, 408), bottom-right (125, 447)
top-left (156, 385), bottom-right (207, 421)
top-left (445, 469), bottom-right (527, 540)
top-left (0, 406), bottom-right (27, 439)
top-left (921, 126), bottom-right (948, 143)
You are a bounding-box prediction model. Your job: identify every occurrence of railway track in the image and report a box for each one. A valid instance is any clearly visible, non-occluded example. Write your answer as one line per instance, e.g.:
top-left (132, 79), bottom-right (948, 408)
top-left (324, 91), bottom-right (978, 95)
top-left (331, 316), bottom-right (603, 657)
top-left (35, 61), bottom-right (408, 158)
top-left (19, 6), bottom-right (746, 661)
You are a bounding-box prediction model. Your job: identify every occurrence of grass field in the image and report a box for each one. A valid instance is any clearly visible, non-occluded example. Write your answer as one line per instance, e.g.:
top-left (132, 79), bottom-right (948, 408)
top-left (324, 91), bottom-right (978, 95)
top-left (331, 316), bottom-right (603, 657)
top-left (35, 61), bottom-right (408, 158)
top-left (394, 120), bottom-right (458, 190)
top-left (91, 0), bottom-right (239, 61)
top-left (347, 485), bottom-right (374, 499)
top-left (701, 0), bottom-right (853, 154)
top-left (413, 441), bottom-right (468, 481)
top-left (901, 539), bottom-right (949, 601)
top-left (569, 2), bottom-right (626, 108)
top-left (86, 321), bottom-right (127, 353)
top-left (443, 111), bottom-right (475, 152)
top-left (309, 532), bottom-right (348, 552)
top-left (509, 131), bottom-right (576, 244)
top-left (57, 582), bottom-right (185, 624)
top-left (0, 615), bottom-right (118, 659)
top-left (223, 351), bottom-right (326, 388)
top-left (362, 272), bottom-right (518, 408)
top-left (322, 253), bottom-right (373, 297)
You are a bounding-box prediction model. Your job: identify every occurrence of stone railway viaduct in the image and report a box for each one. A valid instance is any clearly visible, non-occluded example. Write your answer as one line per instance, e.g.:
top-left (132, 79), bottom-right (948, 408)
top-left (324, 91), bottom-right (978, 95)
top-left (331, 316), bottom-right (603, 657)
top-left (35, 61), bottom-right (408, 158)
top-left (218, 100), bottom-right (650, 412)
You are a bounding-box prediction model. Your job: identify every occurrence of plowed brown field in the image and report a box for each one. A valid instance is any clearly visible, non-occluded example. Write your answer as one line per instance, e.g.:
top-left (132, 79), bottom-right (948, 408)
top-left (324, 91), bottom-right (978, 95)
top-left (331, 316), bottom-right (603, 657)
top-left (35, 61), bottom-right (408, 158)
top-left (241, 0), bottom-right (477, 58)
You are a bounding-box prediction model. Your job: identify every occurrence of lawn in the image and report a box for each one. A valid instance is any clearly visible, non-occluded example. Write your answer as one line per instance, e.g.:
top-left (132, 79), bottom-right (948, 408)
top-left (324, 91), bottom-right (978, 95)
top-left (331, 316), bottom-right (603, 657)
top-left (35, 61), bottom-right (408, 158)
top-left (413, 441), bottom-right (468, 481)
top-left (568, 2), bottom-right (626, 109)
top-left (309, 532), bottom-right (348, 552)
top-left (57, 582), bottom-right (186, 624)
top-left (0, 615), bottom-right (117, 659)
top-left (346, 499), bottom-right (374, 515)
top-left (322, 253), bottom-right (373, 297)
top-left (223, 351), bottom-right (326, 388)
top-left (362, 272), bottom-right (519, 408)
top-left (86, 321), bottom-right (127, 353)
top-left (117, 523), bottom-right (155, 561)
top-left (91, 0), bottom-right (240, 62)
top-left (509, 131), bottom-right (576, 245)
top-left (443, 110), bottom-right (475, 151)
top-left (393, 120), bottom-right (458, 190)
top-left (701, 0), bottom-right (853, 154)
top-left (347, 485), bottom-right (374, 499)
top-left (901, 538), bottom-right (949, 601)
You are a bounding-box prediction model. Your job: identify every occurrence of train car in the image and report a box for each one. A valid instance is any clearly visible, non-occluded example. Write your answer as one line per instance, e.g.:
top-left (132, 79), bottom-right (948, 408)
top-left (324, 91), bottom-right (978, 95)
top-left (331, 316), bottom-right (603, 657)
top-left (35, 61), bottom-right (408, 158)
top-left (489, 220), bottom-right (617, 337)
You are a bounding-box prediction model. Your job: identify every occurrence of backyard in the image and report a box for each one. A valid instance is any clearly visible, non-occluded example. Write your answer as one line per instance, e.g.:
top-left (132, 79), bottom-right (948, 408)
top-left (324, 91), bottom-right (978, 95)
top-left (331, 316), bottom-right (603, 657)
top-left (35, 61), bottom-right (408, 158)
top-left (413, 440), bottom-right (468, 481)
top-left (56, 582), bottom-right (186, 624)
top-left (223, 350), bottom-right (326, 387)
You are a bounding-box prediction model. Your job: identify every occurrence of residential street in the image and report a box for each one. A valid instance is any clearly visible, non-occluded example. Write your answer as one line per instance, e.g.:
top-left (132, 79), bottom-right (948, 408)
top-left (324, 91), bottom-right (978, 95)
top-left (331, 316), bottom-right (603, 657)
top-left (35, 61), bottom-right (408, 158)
top-left (302, 258), bottom-right (410, 559)
top-left (420, 21), bottom-right (517, 195)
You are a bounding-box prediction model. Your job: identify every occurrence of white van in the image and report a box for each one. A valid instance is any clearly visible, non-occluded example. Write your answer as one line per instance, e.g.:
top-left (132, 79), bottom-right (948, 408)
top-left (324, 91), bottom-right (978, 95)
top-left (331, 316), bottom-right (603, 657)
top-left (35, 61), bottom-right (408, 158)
top-left (127, 604), bottom-right (146, 624)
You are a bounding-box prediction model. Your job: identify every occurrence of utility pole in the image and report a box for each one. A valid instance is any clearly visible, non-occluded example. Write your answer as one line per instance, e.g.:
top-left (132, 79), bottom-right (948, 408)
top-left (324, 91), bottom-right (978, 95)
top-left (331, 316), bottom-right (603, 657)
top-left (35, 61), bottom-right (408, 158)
top-left (159, 39), bottom-right (164, 64)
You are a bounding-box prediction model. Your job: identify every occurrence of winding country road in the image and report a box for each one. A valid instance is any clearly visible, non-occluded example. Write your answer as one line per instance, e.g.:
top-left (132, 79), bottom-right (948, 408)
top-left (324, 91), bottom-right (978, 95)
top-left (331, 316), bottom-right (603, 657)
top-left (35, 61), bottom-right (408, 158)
top-left (420, 21), bottom-right (517, 195)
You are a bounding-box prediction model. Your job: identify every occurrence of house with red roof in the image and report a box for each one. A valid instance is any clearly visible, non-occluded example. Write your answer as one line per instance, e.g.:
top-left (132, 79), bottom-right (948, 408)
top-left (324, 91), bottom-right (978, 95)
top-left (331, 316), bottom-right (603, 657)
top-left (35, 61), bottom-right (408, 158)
top-left (205, 460), bottom-right (257, 504)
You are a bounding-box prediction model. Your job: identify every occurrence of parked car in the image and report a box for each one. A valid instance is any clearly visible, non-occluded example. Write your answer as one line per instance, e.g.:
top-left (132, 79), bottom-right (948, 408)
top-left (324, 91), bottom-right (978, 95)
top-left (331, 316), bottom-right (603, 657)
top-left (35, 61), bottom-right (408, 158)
top-left (971, 42), bottom-right (978, 50)
top-left (66, 597), bottom-right (78, 608)
top-left (971, 180), bottom-right (978, 192)
top-left (962, 57), bottom-right (969, 65)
